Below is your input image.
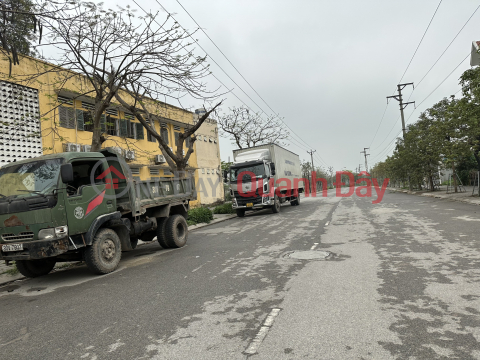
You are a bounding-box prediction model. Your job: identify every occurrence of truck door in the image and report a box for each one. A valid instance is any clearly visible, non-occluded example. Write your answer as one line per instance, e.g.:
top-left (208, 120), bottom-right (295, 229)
top-left (64, 159), bottom-right (115, 236)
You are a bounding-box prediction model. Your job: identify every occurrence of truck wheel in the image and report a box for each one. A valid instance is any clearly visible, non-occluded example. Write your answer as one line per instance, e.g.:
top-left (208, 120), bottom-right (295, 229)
top-left (16, 259), bottom-right (56, 278)
top-left (236, 209), bottom-right (245, 217)
top-left (84, 228), bottom-right (122, 275)
top-left (156, 217), bottom-right (170, 249)
top-left (291, 192), bottom-right (301, 206)
top-left (272, 194), bottom-right (281, 213)
top-left (165, 215), bottom-right (188, 248)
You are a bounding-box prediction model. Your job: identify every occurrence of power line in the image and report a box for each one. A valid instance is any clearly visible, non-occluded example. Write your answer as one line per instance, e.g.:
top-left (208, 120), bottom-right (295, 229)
top-left (369, 0), bottom-right (442, 148)
top-left (397, 0), bottom-right (443, 85)
top-left (134, 0), bottom-right (323, 166)
top-left (173, 0), bottom-right (325, 161)
top-left (411, 4), bottom-right (480, 92)
top-left (371, 52), bottom-right (470, 163)
top-left (406, 52), bottom-right (470, 119)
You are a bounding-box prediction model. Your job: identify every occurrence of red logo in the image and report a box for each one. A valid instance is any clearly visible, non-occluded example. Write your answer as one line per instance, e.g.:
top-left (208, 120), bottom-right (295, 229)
top-left (96, 165), bottom-right (126, 190)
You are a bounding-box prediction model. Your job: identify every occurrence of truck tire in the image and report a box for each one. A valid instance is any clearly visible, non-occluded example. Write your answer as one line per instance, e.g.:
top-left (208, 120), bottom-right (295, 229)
top-left (272, 194), bottom-right (281, 213)
top-left (156, 217), bottom-right (170, 249)
top-left (84, 228), bottom-right (122, 275)
top-left (16, 259), bottom-right (56, 278)
top-left (291, 192), bottom-right (301, 206)
top-left (236, 209), bottom-right (245, 217)
top-left (165, 215), bottom-right (188, 248)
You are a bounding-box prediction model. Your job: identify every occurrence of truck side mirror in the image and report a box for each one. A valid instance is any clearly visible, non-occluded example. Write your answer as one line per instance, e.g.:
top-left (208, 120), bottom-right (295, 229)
top-left (270, 163), bottom-right (276, 176)
top-left (60, 163), bottom-right (74, 183)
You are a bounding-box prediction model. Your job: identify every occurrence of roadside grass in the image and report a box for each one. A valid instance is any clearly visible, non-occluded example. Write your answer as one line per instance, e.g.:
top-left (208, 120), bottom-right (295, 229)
top-left (213, 203), bottom-right (235, 214)
top-left (1, 262), bottom-right (19, 276)
top-left (187, 207), bottom-right (214, 226)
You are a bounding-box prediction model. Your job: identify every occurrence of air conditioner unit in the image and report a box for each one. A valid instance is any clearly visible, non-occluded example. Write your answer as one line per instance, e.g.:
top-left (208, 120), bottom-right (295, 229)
top-left (110, 147), bottom-right (123, 156)
top-left (82, 145), bottom-right (92, 152)
top-left (154, 154), bottom-right (166, 164)
top-left (125, 150), bottom-right (135, 160)
top-left (66, 143), bottom-right (81, 152)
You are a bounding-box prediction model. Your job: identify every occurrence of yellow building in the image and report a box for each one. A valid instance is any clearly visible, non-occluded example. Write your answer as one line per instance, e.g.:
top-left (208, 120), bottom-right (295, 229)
top-left (0, 55), bottom-right (223, 206)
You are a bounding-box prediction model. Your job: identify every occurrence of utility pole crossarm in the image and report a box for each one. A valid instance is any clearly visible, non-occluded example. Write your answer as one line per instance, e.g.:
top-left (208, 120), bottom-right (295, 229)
top-left (386, 82), bottom-right (414, 139)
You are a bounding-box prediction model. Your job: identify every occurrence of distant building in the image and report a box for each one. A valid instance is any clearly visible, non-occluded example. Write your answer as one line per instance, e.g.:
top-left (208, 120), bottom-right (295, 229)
top-left (470, 41), bottom-right (480, 66)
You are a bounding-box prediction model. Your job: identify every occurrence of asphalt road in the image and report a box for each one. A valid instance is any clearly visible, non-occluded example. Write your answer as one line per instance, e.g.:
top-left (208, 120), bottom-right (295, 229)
top-left (0, 189), bottom-right (479, 359)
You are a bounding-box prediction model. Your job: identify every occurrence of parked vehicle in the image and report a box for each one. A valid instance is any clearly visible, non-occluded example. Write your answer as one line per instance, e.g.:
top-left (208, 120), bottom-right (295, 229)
top-left (0, 148), bottom-right (194, 277)
top-left (224, 144), bottom-right (304, 217)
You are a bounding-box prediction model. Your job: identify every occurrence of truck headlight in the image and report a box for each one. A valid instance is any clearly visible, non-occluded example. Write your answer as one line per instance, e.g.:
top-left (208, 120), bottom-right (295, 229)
top-left (38, 226), bottom-right (68, 240)
top-left (38, 228), bottom-right (55, 240)
top-left (55, 226), bottom-right (68, 237)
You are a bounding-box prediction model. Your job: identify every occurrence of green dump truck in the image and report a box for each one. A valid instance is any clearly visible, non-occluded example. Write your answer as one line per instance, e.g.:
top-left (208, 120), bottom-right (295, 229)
top-left (0, 149), bottom-right (195, 277)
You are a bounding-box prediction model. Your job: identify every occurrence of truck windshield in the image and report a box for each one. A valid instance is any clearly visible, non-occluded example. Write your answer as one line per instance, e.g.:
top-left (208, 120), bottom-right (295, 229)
top-left (230, 163), bottom-right (265, 182)
top-left (0, 158), bottom-right (64, 198)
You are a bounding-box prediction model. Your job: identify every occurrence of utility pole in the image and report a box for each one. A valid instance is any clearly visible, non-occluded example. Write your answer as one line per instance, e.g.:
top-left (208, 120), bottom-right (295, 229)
top-left (307, 150), bottom-right (316, 191)
top-left (360, 148), bottom-right (370, 173)
top-left (387, 83), bottom-right (415, 139)
top-left (387, 83), bottom-right (415, 190)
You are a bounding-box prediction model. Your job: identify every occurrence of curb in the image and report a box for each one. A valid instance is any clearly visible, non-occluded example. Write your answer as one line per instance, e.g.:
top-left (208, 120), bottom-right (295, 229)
top-left (188, 214), bottom-right (237, 231)
top-left (387, 187), bottom-right (480, 206)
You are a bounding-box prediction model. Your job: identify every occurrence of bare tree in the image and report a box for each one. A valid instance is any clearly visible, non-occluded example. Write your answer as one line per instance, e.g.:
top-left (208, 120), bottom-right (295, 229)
top-left (217, 106), bottom-right (289, 149)
top-left (21, 1), bottom-right (219, 165)
top-left (0, 0), bottom-right (76, 71)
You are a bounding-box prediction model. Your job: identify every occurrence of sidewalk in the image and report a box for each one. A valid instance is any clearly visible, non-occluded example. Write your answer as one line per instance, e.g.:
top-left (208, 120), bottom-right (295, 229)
top-left (0, 213), bottom-right (237, 286)
top-left (388, 185), bottom-right (480, 206)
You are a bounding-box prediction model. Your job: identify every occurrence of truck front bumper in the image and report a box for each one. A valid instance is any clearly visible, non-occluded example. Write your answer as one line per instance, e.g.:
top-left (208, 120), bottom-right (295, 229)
top-left (232, 197), bottom-right (272, 209)
top-left (0, 236), bottom-right (71, 261)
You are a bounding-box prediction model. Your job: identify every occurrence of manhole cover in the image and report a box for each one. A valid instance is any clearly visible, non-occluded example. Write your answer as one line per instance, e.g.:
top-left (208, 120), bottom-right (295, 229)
top-left (286, 250), bottom-right (331, 260)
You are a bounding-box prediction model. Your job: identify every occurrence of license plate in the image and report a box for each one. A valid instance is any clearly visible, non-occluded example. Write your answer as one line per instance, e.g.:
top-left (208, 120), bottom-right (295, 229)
top-left (246, 203), bottom-right (253, 207)
top-left (2, 243), bottom-right (23, 252)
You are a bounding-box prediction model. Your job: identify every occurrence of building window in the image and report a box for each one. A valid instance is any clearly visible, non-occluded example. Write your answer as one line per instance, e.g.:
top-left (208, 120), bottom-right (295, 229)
top-left (149, 168), bottom-right (160, 175)
top-left (174, 132), bottom-right (180, 146)
top-left (146, 120), bottom-right (156, 142)
top-left (82, 111), bottom-right (94, 132)
top-left (164, 169), bottom-right (172, 176)
top-left (59, 105), bottom-right (75, 129)
top-left (127, 121), bottom-right (135, 139)
top-left (161, 127), bottom-right (169, 145)
top-left (106, 115), bottom-right (118, 136)
top-left (202, 168), bottom-right (205, 174)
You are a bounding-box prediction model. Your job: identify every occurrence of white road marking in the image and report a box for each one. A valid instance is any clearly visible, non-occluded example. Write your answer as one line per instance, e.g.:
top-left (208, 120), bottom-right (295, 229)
top-left (244, 308), bottom-right (281, 355)
top-left (310, 243), bottom-right (319, 250)
top-left (454, 216), bottom-right (480, 222)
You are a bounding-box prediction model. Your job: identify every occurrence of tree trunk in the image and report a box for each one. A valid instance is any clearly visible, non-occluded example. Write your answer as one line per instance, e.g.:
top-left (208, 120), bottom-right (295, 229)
top-left (91, 117), bottom-right (103, 152)
top-left (429, 175), bottom-right (434, 192)
top-left (452, 163), bottom-right (458, 193)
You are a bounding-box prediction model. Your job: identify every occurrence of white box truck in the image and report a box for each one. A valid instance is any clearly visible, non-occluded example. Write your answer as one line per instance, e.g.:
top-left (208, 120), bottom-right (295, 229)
top-left (224, 144), bottom-right (304, 217)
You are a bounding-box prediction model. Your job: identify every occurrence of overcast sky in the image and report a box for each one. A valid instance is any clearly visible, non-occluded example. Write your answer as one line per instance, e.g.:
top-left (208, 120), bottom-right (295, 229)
top-left (103, 0), bottom-right (478, 171)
